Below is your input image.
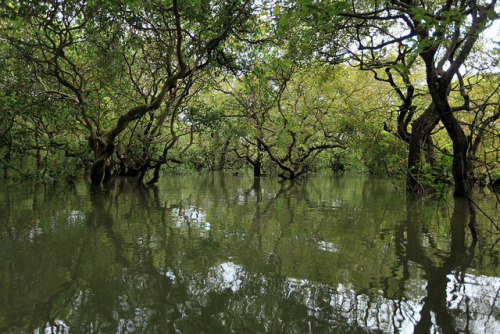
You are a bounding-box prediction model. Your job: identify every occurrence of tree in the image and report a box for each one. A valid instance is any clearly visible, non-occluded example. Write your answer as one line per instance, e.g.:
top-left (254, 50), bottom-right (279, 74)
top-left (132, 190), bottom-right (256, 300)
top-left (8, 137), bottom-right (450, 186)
top-left (220, 62), bottom-right (380, 179)
top-left (0, 37), bottom-right (88, 181)
top-left (1, 0), bottom-right (255, 184)
top-left (209, 57), bottom-right (290, 176)
top-left (282, 0), bottom-right (499, 194)
top-left (340, 0), bottom-right (499, 196)
top-left (348, 47), bottom-right (442, 191)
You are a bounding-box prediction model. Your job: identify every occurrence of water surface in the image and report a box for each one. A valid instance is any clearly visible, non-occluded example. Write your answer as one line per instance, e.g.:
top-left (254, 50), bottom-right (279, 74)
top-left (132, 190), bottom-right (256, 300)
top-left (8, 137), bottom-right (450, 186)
top-left (0, 174), bottom-right (499, 333)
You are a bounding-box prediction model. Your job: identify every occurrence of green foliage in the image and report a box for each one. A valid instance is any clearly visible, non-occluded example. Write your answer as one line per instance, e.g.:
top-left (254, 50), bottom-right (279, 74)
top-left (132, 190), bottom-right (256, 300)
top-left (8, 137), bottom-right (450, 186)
top-left (418, 155), bottom-right (453, 193)
top-left (315, 148), bottom-right (368, 174)
top-left (0, 0), bottom-right (499, 189)
top-left (10, 154), bottom-right (84, 184)
top-left (360, 134), bottom-right (407, 177)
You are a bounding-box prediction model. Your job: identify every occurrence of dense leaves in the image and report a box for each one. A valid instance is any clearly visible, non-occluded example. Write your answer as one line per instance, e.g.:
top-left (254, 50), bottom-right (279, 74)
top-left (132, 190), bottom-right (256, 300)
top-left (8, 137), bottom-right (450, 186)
top-left (0, 0), bottom-right (499, 194)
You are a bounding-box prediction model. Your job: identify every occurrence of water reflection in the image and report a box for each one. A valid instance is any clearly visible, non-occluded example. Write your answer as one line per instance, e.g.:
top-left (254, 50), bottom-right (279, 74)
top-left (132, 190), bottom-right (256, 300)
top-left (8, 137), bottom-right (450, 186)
top-left (395, 195), bottom-right (495, 333)
top-left (0, 175), bottom-right (499, 333)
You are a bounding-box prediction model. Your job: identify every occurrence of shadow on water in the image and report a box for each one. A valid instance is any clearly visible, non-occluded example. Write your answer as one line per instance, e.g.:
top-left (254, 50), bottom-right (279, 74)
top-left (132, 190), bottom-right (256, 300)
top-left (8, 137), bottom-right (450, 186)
top-left (0, 175), bottom-right (499, 333)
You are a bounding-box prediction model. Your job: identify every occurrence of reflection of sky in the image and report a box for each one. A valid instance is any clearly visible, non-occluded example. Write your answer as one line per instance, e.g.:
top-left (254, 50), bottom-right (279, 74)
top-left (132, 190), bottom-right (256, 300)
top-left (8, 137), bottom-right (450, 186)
top-left (117, 307), bottom-right (152, 333)
top-left (316, 240), bottom-right (338, 253)
top-left (68, 210), bottom-right (85, 225)
top-left (210, 262), bottom-right (244, 293)
top-left (27, 210), bottom-right (86, 242)
top-left (187, 261), bottom-right (254, 296)
top-left (171, 206), bottom-right (211, 235)
top-left (315, 198), bottom-right (343, 210)
top-left (185, 262), bottom-right (247, 293)
top-left (286, 274), bottom-right (500, 334)
top-left (289, 273), bottom-right (500, 333)
top-left (183, 262), bottom-right (499, 333)
top-left (447, 271), bottom-right (500, 333)
top-left (39, 320), bottom-right (69, 333)
top-left (45, 262), bottom-right (500, 333)
top-left (233, 189), bottom-right (276, 204)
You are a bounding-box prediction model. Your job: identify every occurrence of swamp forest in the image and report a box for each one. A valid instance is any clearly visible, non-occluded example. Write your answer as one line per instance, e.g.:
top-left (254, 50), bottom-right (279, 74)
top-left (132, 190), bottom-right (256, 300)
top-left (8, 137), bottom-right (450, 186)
top-left (1, 0), bottom-right (500, 333)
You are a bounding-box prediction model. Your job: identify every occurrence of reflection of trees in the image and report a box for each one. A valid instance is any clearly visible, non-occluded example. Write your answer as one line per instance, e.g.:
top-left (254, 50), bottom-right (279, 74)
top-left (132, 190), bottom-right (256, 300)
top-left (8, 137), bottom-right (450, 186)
top-left (0, 184), bottom-right (86, 333)
top-left (1, 175), bottom-right (499, 332)
top-left (396, 196), bottom-right (493, 333)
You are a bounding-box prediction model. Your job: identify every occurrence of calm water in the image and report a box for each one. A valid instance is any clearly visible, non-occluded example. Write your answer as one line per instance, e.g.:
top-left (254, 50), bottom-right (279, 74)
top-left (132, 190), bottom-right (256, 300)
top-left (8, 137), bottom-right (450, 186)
top-left (0, 174), bottom-right (499, 333)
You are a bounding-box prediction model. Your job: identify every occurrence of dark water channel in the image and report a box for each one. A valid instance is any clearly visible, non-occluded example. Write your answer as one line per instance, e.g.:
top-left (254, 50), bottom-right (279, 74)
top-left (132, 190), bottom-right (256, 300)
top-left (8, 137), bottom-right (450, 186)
top-left (0, 174), bottom-right (499, 333)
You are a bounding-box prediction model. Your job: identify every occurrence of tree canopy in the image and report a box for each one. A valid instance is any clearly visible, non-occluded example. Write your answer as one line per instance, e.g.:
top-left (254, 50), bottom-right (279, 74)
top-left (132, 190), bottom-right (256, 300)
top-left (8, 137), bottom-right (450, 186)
top-left (1, 0), bottom-right (499, 196)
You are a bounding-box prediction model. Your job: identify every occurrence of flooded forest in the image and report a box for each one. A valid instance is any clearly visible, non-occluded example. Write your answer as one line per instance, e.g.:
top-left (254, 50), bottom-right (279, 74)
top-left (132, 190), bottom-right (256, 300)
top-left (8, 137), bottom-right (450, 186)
top-left (1, 0), bottom-right (500, 333)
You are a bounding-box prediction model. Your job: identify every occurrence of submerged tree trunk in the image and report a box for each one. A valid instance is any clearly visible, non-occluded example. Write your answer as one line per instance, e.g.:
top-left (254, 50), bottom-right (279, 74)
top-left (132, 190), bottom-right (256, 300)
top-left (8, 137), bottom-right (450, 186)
top-left (448, 124), bottom-right (471, 196)
top-left (252, 146), bottom-right (263, 177)
top-left (415, 0), bottom-right (492, 196)
top-left (90, 158), bottom-right (107, 184)
top-left (407, 104), bottom-right (440, 192)
top-left (420, 49), bottom-right (475, 196)
top-left (147, 163), bottom-right (162, 185)
top-left (253, 161), bottom-right (262, 177)
top-left (89, 137), bottom-right (116, 185)
top-left (434, 92), bottom-right (471, 197)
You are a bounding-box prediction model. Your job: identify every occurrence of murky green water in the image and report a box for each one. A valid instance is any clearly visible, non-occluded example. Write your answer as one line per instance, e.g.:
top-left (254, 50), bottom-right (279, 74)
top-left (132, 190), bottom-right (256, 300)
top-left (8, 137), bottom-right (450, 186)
top-left (0, 174), bottom-right (499, 333)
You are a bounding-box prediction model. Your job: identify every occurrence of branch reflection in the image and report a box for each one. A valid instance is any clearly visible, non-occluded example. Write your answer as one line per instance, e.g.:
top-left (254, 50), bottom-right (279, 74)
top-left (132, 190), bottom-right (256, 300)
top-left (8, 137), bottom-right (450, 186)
top-left (0, 175), bottom-right (498, 333)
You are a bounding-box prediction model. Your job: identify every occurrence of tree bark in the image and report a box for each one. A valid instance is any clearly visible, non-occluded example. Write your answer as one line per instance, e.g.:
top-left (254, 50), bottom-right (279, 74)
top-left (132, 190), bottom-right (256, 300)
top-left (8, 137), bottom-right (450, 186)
top-left (406, 103), bottom-right (440, 192)
top-left (253, 161), bottom-right (262, 177)
top-left (89, 139), bottom-right (115, 185)
top-left (418, 1), bottom-right (493, 196)
top-left (429, 81), bottom-right (472, 196)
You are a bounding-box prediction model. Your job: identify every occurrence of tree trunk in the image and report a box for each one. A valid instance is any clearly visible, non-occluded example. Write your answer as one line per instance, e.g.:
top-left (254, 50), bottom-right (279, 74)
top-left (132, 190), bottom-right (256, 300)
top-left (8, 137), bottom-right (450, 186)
top-left (253, 161), bottom-right (262, 177)
top-left (147, 163), bottom-right (161, 185)
top-left (448, 125), bottom-right (470, 196)
top-left (434, 97), bottom-right (471, 197)
top-left (253, 149), bottom-right (263, 177)
top-left (89, 139), bottom-right (115, 185)
top-left (420, 50), bottom-right (473, 197)
top-left (90, 157), bottom-right (107, 185)
top-left (407, 104), bottom-right (440, 192)
top-left (218, 139), bottom-right (231, 171)
top-left (2, 144), bottom-right (11, 179)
